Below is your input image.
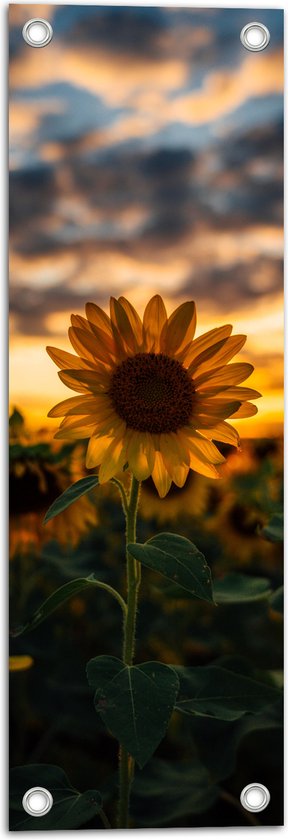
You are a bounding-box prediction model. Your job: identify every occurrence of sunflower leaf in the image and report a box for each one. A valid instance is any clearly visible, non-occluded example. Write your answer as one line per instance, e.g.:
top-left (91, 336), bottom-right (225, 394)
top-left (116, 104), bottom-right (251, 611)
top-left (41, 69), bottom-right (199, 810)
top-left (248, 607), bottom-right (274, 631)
top-left (86, 656), bottom-right (179, 768)
top-left (174, 665), bottom-right (281, 721)
top-left (9, 764), bottom-right (102, 830)
top-left (11, 575), bottom-right (125, 637)
top-left (127, 533), bottom-right (214, 602)
top-left (213, 573), bottom-right (272, 604)
top-left (43, 475), bottom-right (99, 524)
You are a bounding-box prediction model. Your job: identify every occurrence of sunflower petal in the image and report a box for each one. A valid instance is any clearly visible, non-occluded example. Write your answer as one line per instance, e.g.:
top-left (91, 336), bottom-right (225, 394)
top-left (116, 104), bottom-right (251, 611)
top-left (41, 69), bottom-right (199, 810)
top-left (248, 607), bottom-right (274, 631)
top-left (98, 435), bottom-right (126, 483)
top-left (143, 295), bottom-right (167, 352)
top-left (66, 396), bottom-right (112, 416)
top-left (126, 431), bottom-right (155, 481)
top-left (57, 371), bottom-right (91, 393)
top-left (46, 346), bottom-right (90, 370)
top-left (152, 451), bottom-right (172, 498)
top-left (192, 400), bottom-right (241, 425)
top-left (167, 463), bottom-right (189, 487)
top-left (163, 301), bottom-right (196, 355)
top-left (85, 302), bottom-right (113, 336)
top-left (59, 368), bottom-right (110, 391)
top-left (189, 451), bottom-right (221, 479)
top-left (118, 297), bottom-right (143, 347)
top-left (179, 429), bottom-right (225, 464)
top-left (214, 387), bottom-right (262, 401)
top-left (86, 433), bottom-right (115, 468)
top-left (230, 402), bottom-right (258, 419)
top-left (201, 421), bottom-right (239, 446)
top-left (195, 362), bottom-right (254, 390)
top-left (71, 313), bottom-right (94, 333)
top-left (48, 395), bottom-right (92, 417)
top-left (110, 297), bottom-right (141, 354)
top-left (69, 327), bottom-right (115, 367)
top-left (190, 335), bottom-right (247, 376)
top-left (183, 325), bottom-right (232, 367)
top-left (55, 422), bottom-right (97, 440)
top-left (160, 432), bottom-right (190, 470)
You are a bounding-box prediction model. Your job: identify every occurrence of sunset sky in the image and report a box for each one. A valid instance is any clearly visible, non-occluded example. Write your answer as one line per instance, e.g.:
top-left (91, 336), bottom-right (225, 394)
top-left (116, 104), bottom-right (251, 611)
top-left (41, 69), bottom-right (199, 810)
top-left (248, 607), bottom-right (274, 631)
top-left (9, 4), bottom-right (283, 437)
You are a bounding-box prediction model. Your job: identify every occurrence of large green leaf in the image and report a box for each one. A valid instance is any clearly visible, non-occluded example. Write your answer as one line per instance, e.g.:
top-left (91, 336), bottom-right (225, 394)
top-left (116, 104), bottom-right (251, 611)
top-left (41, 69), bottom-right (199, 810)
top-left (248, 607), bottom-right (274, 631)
top-left (43, 475), bottom-right (99, 524)
top-left (127, 533), bottom-right (214, 603)
top-left (10, 764), bottom-right (102, 830)
top-left (188, 707), bottom-right (282, 783)
top-left (86, 655), bottom-right (179, 768)
top-left (11, 574), bottom-right (125, 637)
top-left (131, 758), bottom-right (218, 826)
top-left (174, 665), bottom-right (281, 721)
top-left (159, 573), bottom-right (272, 604)
top-left (213, 573), bottom-right (272, 604)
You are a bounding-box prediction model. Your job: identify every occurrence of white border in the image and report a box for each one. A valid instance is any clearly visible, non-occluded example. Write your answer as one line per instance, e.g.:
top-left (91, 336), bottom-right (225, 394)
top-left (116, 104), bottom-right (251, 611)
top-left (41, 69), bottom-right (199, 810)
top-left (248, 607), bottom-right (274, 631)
top-left (1, 1), bottom-right (286, 838)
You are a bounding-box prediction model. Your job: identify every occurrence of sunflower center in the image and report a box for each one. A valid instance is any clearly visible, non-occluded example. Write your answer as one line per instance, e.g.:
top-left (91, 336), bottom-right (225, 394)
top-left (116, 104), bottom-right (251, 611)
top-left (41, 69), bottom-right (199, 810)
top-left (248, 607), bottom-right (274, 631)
top-left (110, 352), bottom-right (194, 433)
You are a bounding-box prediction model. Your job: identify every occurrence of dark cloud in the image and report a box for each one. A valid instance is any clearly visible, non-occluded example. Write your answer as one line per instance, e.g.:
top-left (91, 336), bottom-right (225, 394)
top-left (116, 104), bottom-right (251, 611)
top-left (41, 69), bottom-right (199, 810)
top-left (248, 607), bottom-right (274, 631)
top-left (9, 5), bottom-right (283, 339)
top-left (54, 5), bottom-right (169, 57)
top-left (10, 279), bottom-right (114, 337)
top-left (179, 257), bottom-right (283, 312)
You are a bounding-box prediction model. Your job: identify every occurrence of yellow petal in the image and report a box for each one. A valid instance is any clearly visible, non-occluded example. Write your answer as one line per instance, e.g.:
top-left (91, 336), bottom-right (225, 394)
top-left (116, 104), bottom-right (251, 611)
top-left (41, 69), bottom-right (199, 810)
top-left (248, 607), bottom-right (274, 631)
top-left (59, 368), bottom-right (110, 391)
top-left (57, 371), bottom-right (91, 393)
top-left (110, 297), bottom-right (141, 354)
top-left (168, 463), bottom-right (189, 488)
top-left (201, 421), bottom-right (239, 446)
top-left (230, 402), bottom-right (258, 418)
top-left (179, 429), bottom-right (225, 464)
top-left (163, 301), bottom-right (196, 355)
top-left (126, 431), bottom-right (155, 480)
top-left (46, 346), bottom-right (90, 370)
top-left (48, 395), bottom-right (92, 417)
top-left (189, 451), bottom-right (221, 479)
top-left (214, 387), bottom-right (261, 401)
top-left (86, 433), bottom-right (115, 468)
top-left (152, 451), bottom-right (172, 497)
top-left (143, 294), bottom-right (167, 352)
top-left (98, 434), bottom-right (126, 482)
top-left (69, 327), bottom-right (115, 367)
top-left (195, 363), bottom-right (254, 390)
top-left (183, 325), bottom-right (232, 367)
top-left (66, 395), bottom-right (112, 415)
top-left (55, 423), bottom-right (97, 440)
top-left (85, 302), bottom-right (113, 336)
top-left (190, 335), bottom-right (246, 376)
top-left (192, 399), bottom-right (241, 424)
top-left (118, 297), bottom-right (143, 347)
top-left (159, 432), bottom-right (190, 470)
top-left (71, 313), bottom-right (94, 332)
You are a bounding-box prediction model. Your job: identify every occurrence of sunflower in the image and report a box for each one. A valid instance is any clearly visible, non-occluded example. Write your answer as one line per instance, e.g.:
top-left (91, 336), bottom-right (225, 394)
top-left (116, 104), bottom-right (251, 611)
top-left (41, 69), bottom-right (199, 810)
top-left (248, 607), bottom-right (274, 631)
top-left (9, 412), bottom-right (98, 553)
top-left (47, 295), bottom-right (260, 498)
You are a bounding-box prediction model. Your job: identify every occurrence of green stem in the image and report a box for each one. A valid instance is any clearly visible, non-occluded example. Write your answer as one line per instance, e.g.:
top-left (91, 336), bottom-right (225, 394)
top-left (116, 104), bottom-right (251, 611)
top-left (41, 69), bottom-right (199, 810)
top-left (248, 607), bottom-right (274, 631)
top-left (117, 475), bottom-right (141, 829)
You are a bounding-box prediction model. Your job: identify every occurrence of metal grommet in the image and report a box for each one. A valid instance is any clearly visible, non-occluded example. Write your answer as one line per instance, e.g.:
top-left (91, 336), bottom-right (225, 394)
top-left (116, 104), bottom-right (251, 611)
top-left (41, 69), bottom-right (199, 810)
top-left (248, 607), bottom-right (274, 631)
top-left (22, 18), bottom-right (53, 48)
top-left (22, 787), bottom-right (53, 817)
top-left (240, 783), bottom-right (270, 813)
top-left (240, 22), bottom-right (270, 51)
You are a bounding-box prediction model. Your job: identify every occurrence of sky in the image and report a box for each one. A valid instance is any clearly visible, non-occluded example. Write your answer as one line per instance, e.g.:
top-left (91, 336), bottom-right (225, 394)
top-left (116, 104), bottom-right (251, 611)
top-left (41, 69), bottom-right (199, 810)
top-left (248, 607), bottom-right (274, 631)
top-left (9, 4), bottom-right (283, 437)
